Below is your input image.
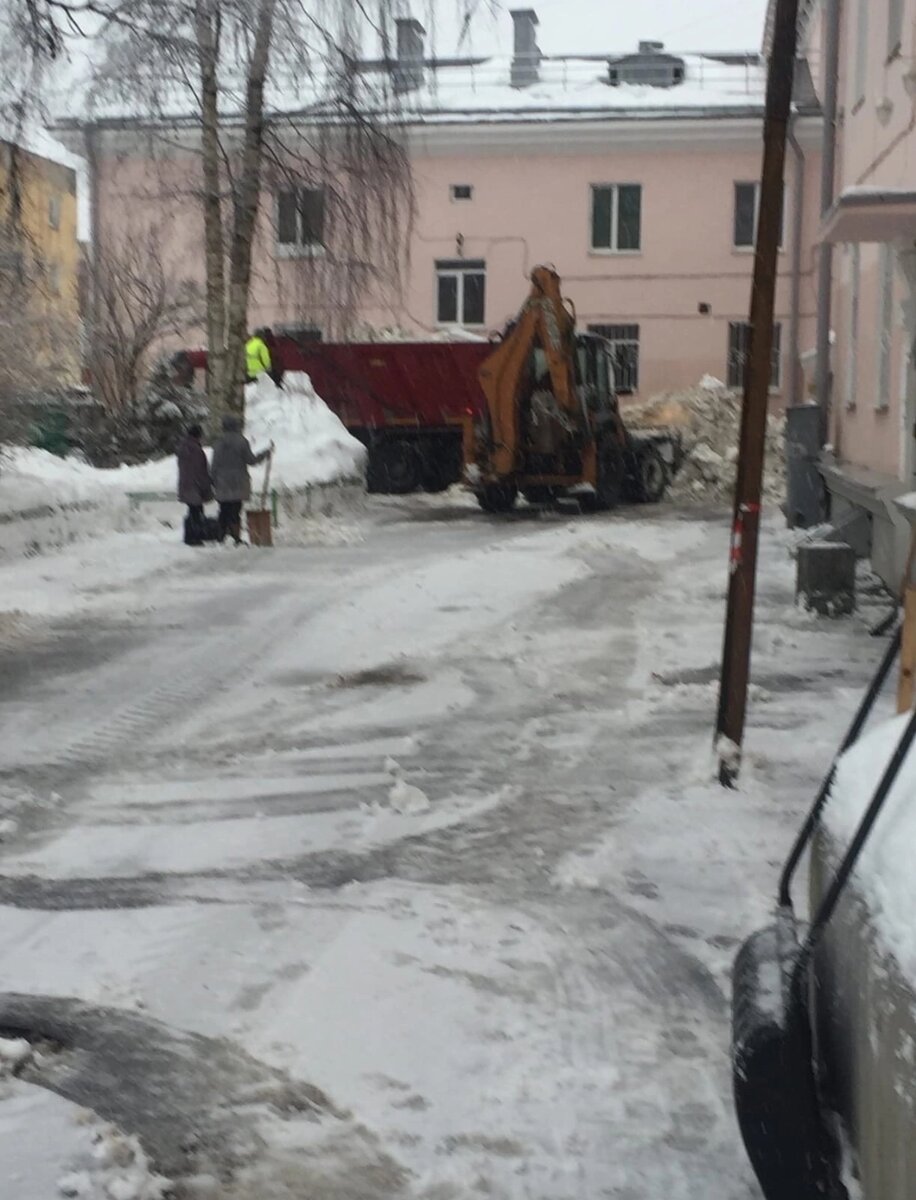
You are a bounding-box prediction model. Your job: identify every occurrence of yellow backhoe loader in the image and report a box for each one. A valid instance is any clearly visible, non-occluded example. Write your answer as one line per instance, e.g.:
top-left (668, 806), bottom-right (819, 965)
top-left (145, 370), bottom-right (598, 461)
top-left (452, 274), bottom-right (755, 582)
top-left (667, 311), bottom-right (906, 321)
top-left (465, 266), bottom-right (679, 513)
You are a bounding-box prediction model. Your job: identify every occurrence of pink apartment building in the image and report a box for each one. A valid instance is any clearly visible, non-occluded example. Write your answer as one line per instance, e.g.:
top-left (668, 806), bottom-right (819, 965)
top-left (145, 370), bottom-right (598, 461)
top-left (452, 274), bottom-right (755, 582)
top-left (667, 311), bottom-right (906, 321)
top-left (793, 0), bottom-right (916, 586)
top-left (63, 11), bottom-right (824, 408)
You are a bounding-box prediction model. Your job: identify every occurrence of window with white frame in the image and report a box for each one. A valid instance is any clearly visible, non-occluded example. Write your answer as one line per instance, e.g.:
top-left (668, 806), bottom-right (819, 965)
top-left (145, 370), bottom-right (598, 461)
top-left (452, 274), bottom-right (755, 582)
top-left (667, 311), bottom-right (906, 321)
top-left (276, 185), bottom-right (325, 252)
top-left (591, 184), bottom-right (642, 252)
top-left (877, 244), bottom-right (895, 410)
top-left (588, 324), bottom-right (640, 393)
top-left (853, 0), bottom-right (869, 104)
top-left (734, 182), bottom-right (785, 249)
top-left (436, 259), bottom-right (485, 326)
top-left (845, 244), bottom-right (861, 409)
top-left (888, 0), bottom-right (903, 59)
top-left (727, 321), bottom-right (782, 390)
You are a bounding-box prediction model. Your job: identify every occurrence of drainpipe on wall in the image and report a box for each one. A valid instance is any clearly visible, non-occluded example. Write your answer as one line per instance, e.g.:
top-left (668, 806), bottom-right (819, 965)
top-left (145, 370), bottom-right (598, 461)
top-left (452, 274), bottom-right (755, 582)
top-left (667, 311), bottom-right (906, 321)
top-left (787, 120), bottom-right (805, 410)
top-left (814, 0), bottom-right (842, 430)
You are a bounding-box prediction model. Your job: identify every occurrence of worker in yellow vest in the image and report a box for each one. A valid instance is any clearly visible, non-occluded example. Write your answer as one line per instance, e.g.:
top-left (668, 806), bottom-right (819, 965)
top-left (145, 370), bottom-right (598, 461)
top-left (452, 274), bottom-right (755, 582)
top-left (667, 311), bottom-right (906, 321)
top-left (245, 328), bottom-right (274, 386)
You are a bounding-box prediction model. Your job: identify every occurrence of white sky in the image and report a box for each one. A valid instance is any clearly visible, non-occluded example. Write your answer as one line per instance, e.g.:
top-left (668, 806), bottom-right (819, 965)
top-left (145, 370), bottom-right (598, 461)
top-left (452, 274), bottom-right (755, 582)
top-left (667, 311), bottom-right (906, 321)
top-left (421, 0), bottom-right (771, 58)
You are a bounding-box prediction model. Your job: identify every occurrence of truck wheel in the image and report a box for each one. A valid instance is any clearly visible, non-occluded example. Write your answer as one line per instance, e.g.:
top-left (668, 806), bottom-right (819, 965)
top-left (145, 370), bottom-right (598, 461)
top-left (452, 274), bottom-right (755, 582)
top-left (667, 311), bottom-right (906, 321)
top-left (477, 483), bottom-right (518, 513)
top-left (367, 440), bottom-right (422, 494)
top-left (585, 439), bottom-right (625, 511)
top-left (634, 446), bottom-right (668, 504)
top-left (421, 461), bottom-right (452, 493)
top-left (522, 486), bottom-right (556, 505)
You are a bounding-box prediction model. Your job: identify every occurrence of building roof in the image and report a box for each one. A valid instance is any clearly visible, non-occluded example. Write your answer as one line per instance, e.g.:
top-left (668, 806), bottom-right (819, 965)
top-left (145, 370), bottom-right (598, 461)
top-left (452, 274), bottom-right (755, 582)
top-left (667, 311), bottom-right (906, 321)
top-left (0, 121), bottom-right (84, 174)
top-left (391, 53), bottom-right (772, 123)
top-left (63, 47), bottom-right (826, 132)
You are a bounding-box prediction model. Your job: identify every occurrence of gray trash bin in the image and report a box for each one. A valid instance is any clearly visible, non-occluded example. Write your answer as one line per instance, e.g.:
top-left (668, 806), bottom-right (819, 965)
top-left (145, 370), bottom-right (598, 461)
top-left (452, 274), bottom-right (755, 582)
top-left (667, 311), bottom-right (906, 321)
top-left (785, 405), bottom-right (826, 529)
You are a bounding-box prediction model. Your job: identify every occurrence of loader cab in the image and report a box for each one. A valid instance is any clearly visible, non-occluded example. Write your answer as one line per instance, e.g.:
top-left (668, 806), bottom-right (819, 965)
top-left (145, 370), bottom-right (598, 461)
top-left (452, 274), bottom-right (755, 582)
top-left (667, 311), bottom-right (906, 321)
top-left (575, 333), bottom-right (618, 415)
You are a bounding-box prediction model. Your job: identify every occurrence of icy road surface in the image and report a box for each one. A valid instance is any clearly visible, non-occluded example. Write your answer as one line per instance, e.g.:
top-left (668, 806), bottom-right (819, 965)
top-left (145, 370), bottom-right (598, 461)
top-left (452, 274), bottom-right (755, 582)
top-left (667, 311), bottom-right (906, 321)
top-left (0, 496), bottom-right (883, 1198)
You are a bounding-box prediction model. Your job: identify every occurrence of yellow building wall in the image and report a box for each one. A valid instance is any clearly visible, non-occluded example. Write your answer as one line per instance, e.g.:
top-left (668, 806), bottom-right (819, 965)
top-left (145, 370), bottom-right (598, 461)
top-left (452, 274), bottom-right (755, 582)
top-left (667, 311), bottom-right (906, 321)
top-left (0, 140), bottom-right (81, 390)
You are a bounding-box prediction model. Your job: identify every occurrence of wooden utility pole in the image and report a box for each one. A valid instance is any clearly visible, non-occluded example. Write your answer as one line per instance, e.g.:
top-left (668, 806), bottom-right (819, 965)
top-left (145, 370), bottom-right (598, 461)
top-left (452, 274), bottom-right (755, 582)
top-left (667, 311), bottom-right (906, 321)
top-left (715, 0), bottom-right (800, 786)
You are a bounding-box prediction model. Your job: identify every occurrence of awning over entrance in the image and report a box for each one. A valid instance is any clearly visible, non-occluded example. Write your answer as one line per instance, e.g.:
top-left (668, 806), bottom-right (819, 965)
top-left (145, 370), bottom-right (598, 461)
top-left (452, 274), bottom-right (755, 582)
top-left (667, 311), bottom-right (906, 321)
top-left (822, 188), bottom-right (916, 244)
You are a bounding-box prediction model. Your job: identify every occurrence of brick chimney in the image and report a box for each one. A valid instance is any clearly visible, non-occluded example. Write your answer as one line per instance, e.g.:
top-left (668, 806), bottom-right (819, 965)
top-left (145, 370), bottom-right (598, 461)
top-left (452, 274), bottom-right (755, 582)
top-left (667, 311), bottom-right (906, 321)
top-left (510, 9), bottom-right (541, 89)
top-left (394, 17), bottom-right (426, 94)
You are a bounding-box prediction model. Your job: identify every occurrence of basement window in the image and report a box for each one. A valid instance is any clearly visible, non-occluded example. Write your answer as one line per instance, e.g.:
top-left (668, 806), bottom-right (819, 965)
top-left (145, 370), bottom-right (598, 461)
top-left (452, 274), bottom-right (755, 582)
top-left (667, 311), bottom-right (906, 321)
top-left (588, 324), bottom-right (640, 394)
top-left (728, 321), bottom-right (782, 391)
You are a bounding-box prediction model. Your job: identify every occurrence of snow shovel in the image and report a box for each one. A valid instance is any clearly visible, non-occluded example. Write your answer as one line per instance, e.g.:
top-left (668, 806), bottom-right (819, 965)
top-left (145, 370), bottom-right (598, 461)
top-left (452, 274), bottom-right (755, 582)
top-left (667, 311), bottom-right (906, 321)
top-left (732, 626), bottom-right (904, 1200)
top-left (247, 449), bottom-right (273, 547)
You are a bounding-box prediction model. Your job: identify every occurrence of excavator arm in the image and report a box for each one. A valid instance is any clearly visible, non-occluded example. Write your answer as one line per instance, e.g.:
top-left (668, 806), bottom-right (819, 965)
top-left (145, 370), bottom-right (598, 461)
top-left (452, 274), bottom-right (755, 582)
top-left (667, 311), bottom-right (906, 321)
top-left (477, 266), bottom-right (583, 478)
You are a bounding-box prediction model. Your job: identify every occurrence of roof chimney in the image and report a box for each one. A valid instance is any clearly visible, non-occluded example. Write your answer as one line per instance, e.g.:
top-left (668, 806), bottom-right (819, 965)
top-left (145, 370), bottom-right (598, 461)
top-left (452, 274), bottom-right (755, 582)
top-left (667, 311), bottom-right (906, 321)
top-left (394, 17), bottom-right (426, 94)
top-left (511, 9), bottom-right (541, 88)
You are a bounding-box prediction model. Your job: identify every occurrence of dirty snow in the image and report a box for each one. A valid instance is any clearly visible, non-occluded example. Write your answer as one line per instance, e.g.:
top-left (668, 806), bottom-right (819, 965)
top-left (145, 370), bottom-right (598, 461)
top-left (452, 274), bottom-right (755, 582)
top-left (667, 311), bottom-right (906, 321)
top-left (627, 379), bottom-right (786, 503)
top-left (0, 495), bottom-right (886, 1197)
top-left (0, 1037), bottom-right (32, 1073)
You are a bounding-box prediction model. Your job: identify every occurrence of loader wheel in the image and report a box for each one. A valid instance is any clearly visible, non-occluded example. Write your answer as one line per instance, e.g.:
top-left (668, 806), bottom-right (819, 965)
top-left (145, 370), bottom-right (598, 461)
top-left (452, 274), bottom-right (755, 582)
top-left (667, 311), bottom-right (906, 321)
top-left (583, 438), bottom-right (625, 512)
top-left (367, 439), bottom-right (422, 494)
top-left (633, 446), bottom-right (668, 504)
top-left (477, 483), bottom-right (518, 513)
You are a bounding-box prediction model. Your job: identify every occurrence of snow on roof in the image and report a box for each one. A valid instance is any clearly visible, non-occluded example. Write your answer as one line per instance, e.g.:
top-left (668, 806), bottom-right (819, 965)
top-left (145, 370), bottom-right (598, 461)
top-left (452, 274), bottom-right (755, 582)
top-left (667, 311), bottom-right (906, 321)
top-left (0, 120), bottom-right (84, 173)
top-left (68, 50), bottom-right (772, 128)
top-left (394, 54), bottom-right (769, 121)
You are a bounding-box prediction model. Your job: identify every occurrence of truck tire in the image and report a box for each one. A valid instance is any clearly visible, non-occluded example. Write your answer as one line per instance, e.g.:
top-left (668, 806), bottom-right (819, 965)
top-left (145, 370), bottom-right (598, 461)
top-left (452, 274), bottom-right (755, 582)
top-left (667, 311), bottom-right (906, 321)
top-left (477, 483), bottom-right (518, 513)
top-left (420, 461), bottom-right (452, 493)
top-left (522, 486), bottom-right (556, 505)
top-left (633, 445), bottom-right (668, 504)
top-left (367, 439), bottom-right (422, 494)
top-left (584, 438), bottom-right (625, 512)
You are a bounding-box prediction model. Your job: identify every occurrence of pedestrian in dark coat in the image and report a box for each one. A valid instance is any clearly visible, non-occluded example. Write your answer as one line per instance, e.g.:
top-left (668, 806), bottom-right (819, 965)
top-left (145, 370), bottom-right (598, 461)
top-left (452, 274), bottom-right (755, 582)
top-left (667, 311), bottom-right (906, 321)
top-left (176, 424), bottom-right (212, 546)
top-left (210, 414), bottom-right (272, 545)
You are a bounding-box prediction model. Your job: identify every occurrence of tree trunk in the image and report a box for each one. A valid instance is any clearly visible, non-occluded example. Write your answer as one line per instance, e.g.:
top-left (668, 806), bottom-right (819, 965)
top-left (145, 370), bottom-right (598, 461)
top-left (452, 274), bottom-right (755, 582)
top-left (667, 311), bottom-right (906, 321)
top-left (223, 0), bottom-right (277, 415)
top-left (195, 0), bottom-right (227, 423)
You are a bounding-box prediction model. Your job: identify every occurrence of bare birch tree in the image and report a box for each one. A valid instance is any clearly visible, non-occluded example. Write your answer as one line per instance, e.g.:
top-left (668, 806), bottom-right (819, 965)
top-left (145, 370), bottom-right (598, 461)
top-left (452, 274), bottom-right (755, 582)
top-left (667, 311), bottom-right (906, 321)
top-left (87, 0), bottom-right (422, 418)
top-left (87, 228), bottom-right (202, 412)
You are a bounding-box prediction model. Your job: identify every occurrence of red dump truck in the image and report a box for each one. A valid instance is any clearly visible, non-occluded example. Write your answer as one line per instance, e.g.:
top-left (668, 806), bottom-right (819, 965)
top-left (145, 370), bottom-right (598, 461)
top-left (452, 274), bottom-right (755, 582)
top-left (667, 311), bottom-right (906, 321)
top-left (182, 337), bottom-right (491, 494)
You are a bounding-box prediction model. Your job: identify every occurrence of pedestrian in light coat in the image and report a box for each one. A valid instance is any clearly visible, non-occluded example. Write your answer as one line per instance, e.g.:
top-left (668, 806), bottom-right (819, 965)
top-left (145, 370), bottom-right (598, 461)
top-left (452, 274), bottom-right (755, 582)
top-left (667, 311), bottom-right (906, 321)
top-left (210, 414), bottom-right (272, 545)
top-left (176, 424), bottom-right (212, 545)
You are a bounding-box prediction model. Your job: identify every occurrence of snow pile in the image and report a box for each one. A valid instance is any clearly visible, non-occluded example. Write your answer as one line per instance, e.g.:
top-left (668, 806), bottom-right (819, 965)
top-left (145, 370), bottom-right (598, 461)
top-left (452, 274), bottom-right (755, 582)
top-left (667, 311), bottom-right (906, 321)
top-left (385, 758), bottom-right (432, 814)
top-left (826, 714), bottom-right (916, 981)
top-left (0, 1037), bottom-right (32, 1075)
top-left (57, 1125), bottom-right (171, 1199)
top-left (0, 370), bottom-right (364, 540)
top-left (243, 372), bottom-right (366, 489)
top-left (349, 324), bottom-right (488, 344)
top-left (0, 447), bottom-right (116, 513)
top-left (625, 379), bottom-right (786, 504)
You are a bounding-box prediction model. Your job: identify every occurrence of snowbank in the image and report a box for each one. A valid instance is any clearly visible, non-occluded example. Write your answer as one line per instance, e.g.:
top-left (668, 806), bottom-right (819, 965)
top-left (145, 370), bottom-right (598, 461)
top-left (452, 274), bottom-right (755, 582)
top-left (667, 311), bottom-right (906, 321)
top-left (243, 372), bottom-right (366, 489)
top-left (625, 379), bottom-right (786, 504)
top-left (0, 372), bottom-right (365, 557)
top-left (0, 370), bottom-right (363, 514)
top-left (826, 714), bottom-right (916, 980)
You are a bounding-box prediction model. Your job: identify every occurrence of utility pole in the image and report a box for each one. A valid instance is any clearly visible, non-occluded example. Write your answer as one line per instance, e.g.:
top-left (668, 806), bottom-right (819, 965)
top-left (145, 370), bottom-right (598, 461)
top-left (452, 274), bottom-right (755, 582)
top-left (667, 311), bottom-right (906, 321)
top-left (715, 0), bottom-right (800, 786)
